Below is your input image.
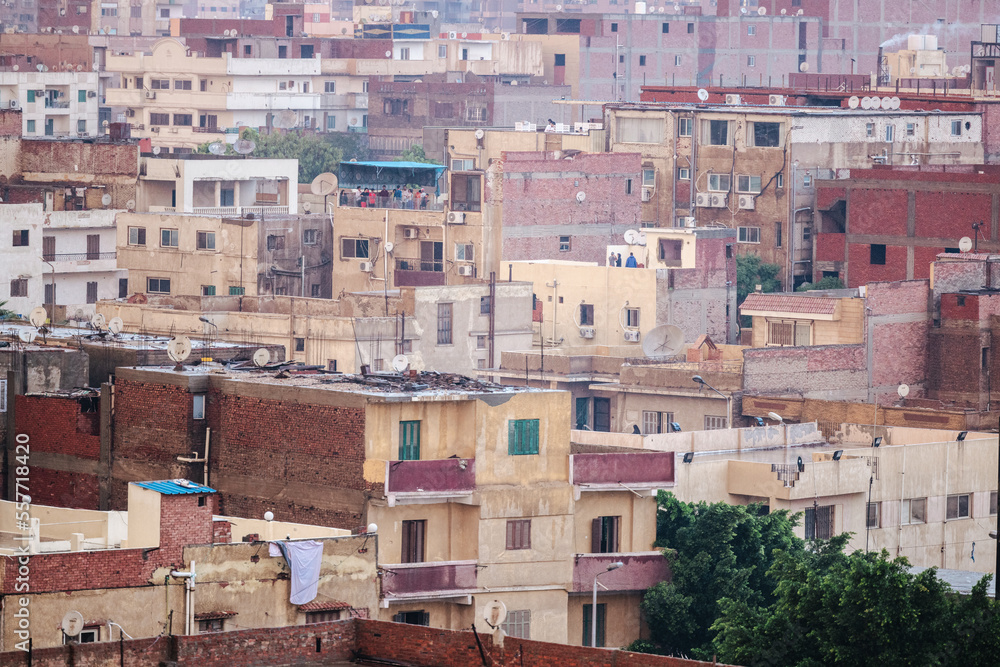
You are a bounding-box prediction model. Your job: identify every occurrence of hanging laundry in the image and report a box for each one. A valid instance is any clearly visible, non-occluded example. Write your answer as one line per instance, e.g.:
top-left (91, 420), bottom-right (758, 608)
top-left (272, 540), bottom-right (324, 605)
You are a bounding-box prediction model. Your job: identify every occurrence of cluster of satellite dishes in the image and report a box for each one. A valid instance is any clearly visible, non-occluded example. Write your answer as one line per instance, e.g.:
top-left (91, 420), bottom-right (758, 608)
top-left (623, 229), bottom-right (646, 246)
top-left (90, 312), bottom-right (125, 335)
top-left (848, 95), bottom-right (902, 110)
top-left (950, 65), bottom-right (972, 77)
top-left (740, 5), bottom-right (804, 14)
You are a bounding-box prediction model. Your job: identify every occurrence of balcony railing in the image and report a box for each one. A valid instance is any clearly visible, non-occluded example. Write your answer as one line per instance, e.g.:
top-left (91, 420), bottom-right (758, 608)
top-left (381, 560), bottom-right (478, 599)
top-left (44, 100), bottom-right (70, 109)
top-left (571, 451), bottom-right (674, 492)
top-left (45, 252), bottom-right (116, 262)
top-left (385, 458), bottom-right (475, 506)
top-left (190, 205), bottom-right (289, 217)
top-left (571, 552), bottom-right (670, 593)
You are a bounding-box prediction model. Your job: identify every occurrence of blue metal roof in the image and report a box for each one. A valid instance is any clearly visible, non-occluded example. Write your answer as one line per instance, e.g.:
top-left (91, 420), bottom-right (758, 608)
top-left (347, 161), bottom-right (445, 171)
top-left (134, 480), bottom-right (216, 495)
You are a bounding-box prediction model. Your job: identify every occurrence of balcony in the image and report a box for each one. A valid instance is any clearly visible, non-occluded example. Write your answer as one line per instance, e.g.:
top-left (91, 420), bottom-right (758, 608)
top-left (571, 552), bottom-right (670, 593)
top-left (381, 560), bottom-right (477, 603)
top-left (571, 451), bottom-right (674, 496)
top-left (190, 205), bottom-right (289, 217)
top-left (384, 458), bottom-right (476, 506)
top-left (46, 252), bottom-right (118, 273)
top-left (394, 257), bottom-right (446, 287)
top-left (727, 456), bottom-right (870, 501)
top-left (226, 92), bottom-right (321, 111)
top-left (44, 100), bottom-right (71, 110)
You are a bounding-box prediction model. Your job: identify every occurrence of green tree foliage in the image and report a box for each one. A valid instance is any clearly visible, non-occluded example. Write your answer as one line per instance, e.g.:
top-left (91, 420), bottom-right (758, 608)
top-left (196, 130), bottom-right (370, 183)
top-left (796, 276), bottom-right (846, 292)
top-left (396, 144), bottom-right (440, 164)
top-left (0, 300), bottom-right (16, 321)
top-left (736, 253), bottom-right (782, 327)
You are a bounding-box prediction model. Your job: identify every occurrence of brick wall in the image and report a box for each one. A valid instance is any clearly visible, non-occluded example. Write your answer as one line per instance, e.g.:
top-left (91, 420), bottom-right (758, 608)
top-left (0, 110), bottom-right (21, 137)
top-left (743, 344), bottom-right (868, 401)
top-left (27, 468), bottom-right (99, 509)
top-left (19, 141), bottom-right (138, 178)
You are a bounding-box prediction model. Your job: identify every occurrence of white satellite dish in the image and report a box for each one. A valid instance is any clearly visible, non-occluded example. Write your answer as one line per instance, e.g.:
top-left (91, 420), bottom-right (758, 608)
top-left (384, 241), bottom-right (394, 253)
top-left (757, 6), bottom-right (766, 14)
top-left (623, 229), bottom-right (642, 245)
top-left (959, 236), bottom-right (973, 253)
top-left (108, 316), bottom-right (124, 334)
top-left (848, 95), bottom-right (860, 109)
top-left (72, 25), bottom-right (79, 34)
top-left (303, 201), bottom-right (312, 213)
top-left (61, 611), bottom-right (85, 638)
top-left (576, 191), bottom-right (586, 203)
top-left (101, 193), bottom-right (112, 206)
top-left (310, 172), bottom-right (338, 196)
top-left (897, 383), bottom-right (910, 398)
top-left (126, 199), bottom-right (136, 210)
top-left (166, 336), bottom-right (192, 365)
top-left (642, 324), bottom-right (684, 357)
top-left (781, 8), bottom-right (786, 14)
top-left (208, 142), bottom-right (225, 155)
top-left (482, 600), bottom-right (507, 628)
top-left (385, 50), bottom-right (392, 58)
top-left (872, 97), bottom-right (883, 110)
top-left (475, 128), bottom-right (485, 140)
top-left (29, 306), bottom-right (47, 328)
top-left (796, 8), bottom-right (803, 14)
top-left (152, 146), bottom-right (161, 155)
top-left (252, 348), bottom-right (271, 367)
top-left (697, 88), bottom-right (709, 102)
top-left (233, 139), bottom-right (256, 155)
top-left (799, 61), bottom-right (809, 72)
top-left (19, 330), bottom-right (37, 344)
top-left (273, 109), bottom-right (298, 130)
top-left (767, 411), bottom-right (783, 422)
top-left (890, 96), bottom-right (901, 109)
top-left (91, 313), bottom-right (106, 330)
top-left (391, 354), bottom-right (409, 373)
top-left (861, 96), bottom-right (872, 109)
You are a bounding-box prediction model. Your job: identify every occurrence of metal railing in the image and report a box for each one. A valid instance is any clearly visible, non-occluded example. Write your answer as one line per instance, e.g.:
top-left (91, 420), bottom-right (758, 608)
top-left (394, 257), bottom-right (443, 273)
top-left (191, 205), bottom-right (289, 216)
top-left (44, 100), bottom-right (70, 109)
top-left (45, 252), bottom-right (116, 261)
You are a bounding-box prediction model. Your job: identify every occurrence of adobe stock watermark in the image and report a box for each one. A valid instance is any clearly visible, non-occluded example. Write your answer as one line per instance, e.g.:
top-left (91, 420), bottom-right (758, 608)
top-left (13, 432), bottom-right (32, 651)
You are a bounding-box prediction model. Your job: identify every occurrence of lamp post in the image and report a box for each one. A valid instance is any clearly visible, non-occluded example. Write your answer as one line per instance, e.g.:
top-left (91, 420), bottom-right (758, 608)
top-left (592, 561), bottom-right (624, 648)
top-left (693, 375), bottom-right (732, 429)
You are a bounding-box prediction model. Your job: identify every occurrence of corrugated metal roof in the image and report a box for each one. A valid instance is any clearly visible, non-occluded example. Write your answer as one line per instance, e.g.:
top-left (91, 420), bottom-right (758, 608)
top-left (740, 293), bottom-right (838, 315)
top-left (133, 480), bottom-right (216, 495)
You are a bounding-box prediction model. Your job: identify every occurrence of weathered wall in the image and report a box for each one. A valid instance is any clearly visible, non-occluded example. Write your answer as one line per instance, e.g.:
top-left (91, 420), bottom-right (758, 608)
top-left (743, 343), bottom-right (868, 401)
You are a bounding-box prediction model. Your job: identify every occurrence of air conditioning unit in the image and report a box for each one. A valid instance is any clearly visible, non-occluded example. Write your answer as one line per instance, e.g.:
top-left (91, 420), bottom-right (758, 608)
top-left (738, 195), bottom-right (755, 210)
top-left (624, 329), bottom-right (641, 342)
top-left (449, 31), bottom-right (457, 39)
top-left (87, 90), bottom-right (96, 98)
top-left (710, 193), bottom-right (727, 208)
top-left (725, 94), bottom-right (741, 105)
top-left (169, 127), bottom-right (178, 133)
top-left (457, 264), bottom-right (474, 276)
top-left (695, 193), bottom-right (710, 208)
top-left (144, 90), bottom-right (156, 99)
top-left (681, 216), bottom-right (696, 228)
top-left (579, 326), bottom-right (595, 339)
top-left (447, 211), bottom-right (465, 224)
top-left (402, 228), bottom-right (419, 239)
top-left (641, 187), bottom-right (652, 202)
top-left (500, 32), bottom-right (510, 40)
top-left (769, 94), bottom-right (784, 106)
top-left (359, 261), bottom-right (373, 272)
top-left (9, 100), bottom-right (17, 109)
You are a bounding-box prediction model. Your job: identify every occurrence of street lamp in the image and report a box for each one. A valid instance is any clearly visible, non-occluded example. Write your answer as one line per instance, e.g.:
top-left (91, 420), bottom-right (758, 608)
top-left (692, 375), bottom-right (733, 429)
top-left (592, 561), bottom-right (624, 648)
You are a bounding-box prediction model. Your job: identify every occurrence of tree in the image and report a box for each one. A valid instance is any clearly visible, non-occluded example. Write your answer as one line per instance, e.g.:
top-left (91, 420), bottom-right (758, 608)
top-left (736, 253), bottom-right (782, 327)
top-left (796, 276), bottom-right (845, 292)
top-left (196, 130), bottom-right (352, 183)
top-left (396, 144), bottom-right (440, 164)
top-left (0, 300), bottom-right (16, 321)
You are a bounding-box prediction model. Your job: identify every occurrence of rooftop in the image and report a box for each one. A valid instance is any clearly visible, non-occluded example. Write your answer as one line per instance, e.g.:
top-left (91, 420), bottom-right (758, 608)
top-left (134, 480), bottom-right (216, 495)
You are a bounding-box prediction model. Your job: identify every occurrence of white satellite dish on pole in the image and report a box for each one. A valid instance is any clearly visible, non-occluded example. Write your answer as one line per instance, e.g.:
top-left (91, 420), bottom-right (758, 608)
top-left (623, 229), bottom-right (642, 245)
top-left (391, 354), bottom-right (410, 373)
top-left (959, 236), bottom-right (973, 253)
top-left (91, 313), bottom-right (106, 330)
top-left (167, 336), bottom-right (192, 369)
top-left (29, 306), bottom-right (47, 328)
top-left (848, 95), bottom-right (860, 109)
top-left (310, 172), bottom-right (338, 196)
top-left (61, 610), bottom-right (85, 638)
top-left (208, 142), bottom-right (226, 155)
top-left (233, 138), bottom-right (256, 155)
top-left (482, 600), bottom-right (507, 628)
top-left (697, 88), bottom-right (709, 102)
top-left (575, 191), bottom-right (586, 203)
top-left (19, 330), bottom-right (37, 344)
top-left (642, 324), bottom-right (684, 357)
top-left (252, 348), bottom-right (271, 368)
top-left (108, 316), bottom-right (124, 334)
top-left (273, 109), bottom-right (298, 130)
top-left (897, 383), bottom-right (910, 398)
top-left (101, 193), bottom-right (112, 206)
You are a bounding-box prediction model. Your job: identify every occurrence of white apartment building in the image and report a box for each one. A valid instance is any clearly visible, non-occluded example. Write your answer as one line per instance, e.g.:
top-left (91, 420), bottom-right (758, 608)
top-left (2, 204), bottom-right (45, 318)
top-left (0, 71), bottom-right (100, 138)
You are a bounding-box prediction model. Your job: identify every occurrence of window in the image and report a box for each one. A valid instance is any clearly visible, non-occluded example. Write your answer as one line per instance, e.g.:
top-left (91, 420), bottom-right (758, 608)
top-left (686, 22), bottom-right (694, 33)
top-left (642, 410), bottom-right (673, 435)
top-left (659, 238), bottom-right (683, 263)
top-left (559, 235), bottom-right (571, 252)
top-left (501, 610), bottom-right (530, 639)
top-left (438, 44), bottom-right (447, 58)
top-left (866, 501), bottom-right (881, 528)
top-left (639, 55), bottom-right (646, 66)
top-left (508, 419), bottom-right (540, 455)
top-left (674, 55), bottom-right (682, 66)
top-left (455, 243), bottom-right (474, 261)
top-left (393, 610), bottom-right (429, 625)
top-left (303, 229), bottom-right (318, 245)
top-left (399, 421), bottom-right (420, 460)
top-left (147, 278), bottom-right (170, 294)
top-left (704, 415), bottom-right (728, 430)
top-left (78, 89), bottom-right (86, 103)
top-left (611, 22), bottom-right (618, 32)
top-left (678, 117), bottom-right (692, 136)
top-left (593, 516), bottom-right (619, 553)
top-left (804, 505), bottom-right (834, 539)
top-left (401, 520), bottom-right (425, 563)
top-left (196, 231), bottom-right (215, 250)
top-left (747, 55), bottom-right (756, 67)
top-left (642, 168), bottom-right (656, 188)
top-left (776, 173), bottom-right (784, 188)
top-left (990, 491), bottom-right (997, 515)
top-left (662, 22), bottom-right (669, 33)
top-left (870, 244), bottom-right (886, 265)
top-left (704, 119), bottom-right (731, 146)
top-left (737, 175), bottom-right (762, 193)
top-left (450, 158), bottom-right (473, 170)
top-left (150, 113), bottom-right (170, 126)
top-left (279, 81), bottom-right (288, 91)
top-left (579, 303), bottom-right (594, 326)
top-left (229, 286), bottom-right (245, 296)
top-left (193, 394), bottom-right (206, 420)
top-left (678, 167), bottom-right (690, 180)
top-left (951, 119), bottom-right (962, 136)
top-left (150, 79), bottom-right (170, 89)
top-left (326, 116), bottom-right (336, 130)
top-left (341, 238), bottom-right (369, 258)
top-left (625, 308), bottom-right (640, 328)
top-left (174, 79), bottom-right (192, 90)
top-left (202, 285), bottom-right (216, 296)
top-left (866, 122), bottom-right (875, 137)
top-left (451, 174), bottom-right (482, 211)
top-left (615, 117), bottom-right (664, 144)
top-left (885, 125), bottom-right (895, 142)
top-left (267, 235), bottom-right (285, 251)
top-left (160, 229), bottom-right (178, 247)
top-left (65, 627), bottom-right (99, 644)
top-left (506, 519), bottom-right (531, 550)
top-left (311, 284), bottom-right (320, 297)
top-left (767, 319), bottom-right (811, 346)
top-left (477, 335), bottom-right (486, 349)
top-left (198, 618), bottom-right (223, 633)
top-left (26, 120), bottom-right (35, 133)
top-left (708, 173), bottom-right (731, 191)
top-left (10, 278), bottom-right (27, 297)
top-left (12, 230), bottom-right (29, 246)
top-left (946, 493), bottom-right (970, 519)
top-left (749, 121), bottom-right (781, 147)
top-left (802, 172), bottom-right (812, 187)
top-left (466, 106), bottom-right (487, 122)
top-left (583, 604), bottom-right (606, 647)
top-left (902, 498), bottom-right (926, 524)
top-left (480, 296), bottom-right (491, 315)
top-left (775, 220), bottom-right (782, 248)
top-left (399, 47), bottom-right (410, 60)
top-left (437, 303), bottom-right (453, 344)
top-left (306, 610), bottom-right (341, 624)
top-left (906, 122), bottom-right (915, 136)
top-left (747, 25), bottom-right (756, 36)
top-left (78, 119), bottom-right (87, 134)
top-left (420, 241), bottom-right (444, 272)
top-left (86, 281), bottom-right (98, 304)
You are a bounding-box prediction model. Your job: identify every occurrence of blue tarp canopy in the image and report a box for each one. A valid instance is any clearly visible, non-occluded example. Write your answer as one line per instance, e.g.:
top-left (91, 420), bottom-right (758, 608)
top-left (337, 161), bottom-right (446, 192)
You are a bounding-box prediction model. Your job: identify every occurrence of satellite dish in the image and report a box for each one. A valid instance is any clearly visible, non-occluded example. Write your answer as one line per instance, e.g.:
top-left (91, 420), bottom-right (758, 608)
top-left (126, 199), bottom-right (136, 210)
top-left (781, 8), bottom-right (786, 14)
top-left (799, 61), bottom-right (809, 72)
top-left (36, 63), bottom-right (44, 72)
top-left (19, 330), bottom-right (37, 344)
top-left (208, 142), bottom-right (225, 155)
top-left (897, 383), bottom-right (910, 398)
top-left (872, 97), bottom-right (883, 110)
top-left (796, 8), bottom-right (803, 14)
top-left (310, 172), bottom-right (338, 196)
top-left (29, 306), bottom-right (47, 328)
top-left (890, 96), bottom-right (901, 109)
top-left (385, 50), bottom-right (392, 58)
top-left (152, 146), bottom-right (161, 155)
top-left (233, 139), bottom-right (256, 155)
top-left (302, 201), bottom-right (312, 213)
top-left (61, 611), bottom-right (85, 638)
top-left (861, 96), bottom-right (872, 109)
top-left (757, 6), bottom-right (766, 14)
top-left (384, 241), bottom-right (394, 253)
top-left (576, 191), bottom-right (586, 203)
top-left (101, 193), bottom-right (112, 206)
top-left (431, 9), bottom-right (438, 17)
top-left (91, 313), bottom-right (106, 330)
top-left (72, 25), bottom-right (79, 34)
top-left (623, 229), bottom-right (641, 245)
top-left (482, 600), bottom-right (507, 628)
top-left (252, 348), bottom-right (271, 367)
top-left (474, 128), bottom-right (485, 140)
top-left (959, 236), bottom-right (973, 252)
top-left (273, 109), bottom-right (297, 129)
top-left (11, 65), bottom-right (17, 71)
top-left (166, 336), bottom-right (192, 365)
top-left (108, 316), bottom-right (124, 334)
top-left (848, 95), bottom-right (859, 109)
top-left (767, 411), bottom-right (783, 422)
top-left (642, 324), bottom-right (684, 357)
top-left (697, 88), bottom-right (709, 102)
top-left (391, 354), bottom-right (409, 372)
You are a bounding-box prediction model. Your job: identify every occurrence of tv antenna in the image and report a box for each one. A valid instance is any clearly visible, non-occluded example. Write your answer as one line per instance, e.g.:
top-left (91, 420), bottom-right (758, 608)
top-left (641, 324), bottom-right (684, 358)
top-left (575, 191), bottom-right (586, 203)
top-left (167, 336), bottom-right (192, 370)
